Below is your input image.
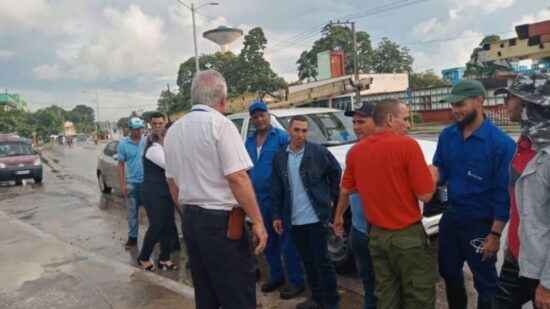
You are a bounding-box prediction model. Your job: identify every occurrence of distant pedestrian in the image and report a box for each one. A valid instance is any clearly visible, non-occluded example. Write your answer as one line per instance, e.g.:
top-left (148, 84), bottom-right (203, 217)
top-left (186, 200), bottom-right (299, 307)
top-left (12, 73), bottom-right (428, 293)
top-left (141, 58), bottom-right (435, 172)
top-left (433, 79), bottom-right (516, 308)
top-left (492, 73), bottom-right (550, 309)
top-left (333, 101), bottom-right (377, 309)
top-left (272, 115), bottom-right (341, 309)
top-left (137, 128), bottom-right (178, 271)
top-left (117, 117), bottom-right (146, 249)
top-left (245, 101), bottom-right (305, 299)
top-left (164, 69), bottom-right (267, 309)
top-left (147, 112), bottom-right (180, 253)
top-left (340, 99), bottom-right (438, 309)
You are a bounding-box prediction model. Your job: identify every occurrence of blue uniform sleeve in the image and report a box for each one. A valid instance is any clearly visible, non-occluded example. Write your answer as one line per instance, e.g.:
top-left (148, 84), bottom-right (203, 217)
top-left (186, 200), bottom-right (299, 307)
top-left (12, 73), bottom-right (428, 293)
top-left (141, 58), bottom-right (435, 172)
top-left (433, 131), bottom-right (448, 185)
top-left (491, 136), bottom-right (516, 222)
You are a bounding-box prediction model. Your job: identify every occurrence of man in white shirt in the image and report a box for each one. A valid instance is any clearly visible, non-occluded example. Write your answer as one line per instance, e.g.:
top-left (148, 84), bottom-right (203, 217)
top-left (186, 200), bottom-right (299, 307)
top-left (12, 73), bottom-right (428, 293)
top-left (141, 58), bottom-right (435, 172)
top-left (164, 69), bottom-right (267, 309)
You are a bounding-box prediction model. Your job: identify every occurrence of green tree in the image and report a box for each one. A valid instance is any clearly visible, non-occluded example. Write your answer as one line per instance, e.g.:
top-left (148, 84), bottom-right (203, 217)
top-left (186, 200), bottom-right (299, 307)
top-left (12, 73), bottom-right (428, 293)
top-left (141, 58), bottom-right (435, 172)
top-left (234, 27), bottom-right (287, 94)
top-left (67, 105), bottom-right (95, 133)
top-left (174, 27), bottom-right (286, 112)
top-left (409, 70), bottom-right (450, 89)
top-left (32, 108), bottom-right (64, 142)
top-left (296, 24), bottom-right (374, 81)
top-left (371, 37), bottom-right (414, 73)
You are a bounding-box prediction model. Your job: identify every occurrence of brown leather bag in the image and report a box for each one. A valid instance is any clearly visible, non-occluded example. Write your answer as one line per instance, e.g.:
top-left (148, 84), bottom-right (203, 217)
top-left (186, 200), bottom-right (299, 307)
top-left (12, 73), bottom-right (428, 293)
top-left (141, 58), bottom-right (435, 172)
top-left (227, 207), bottom-right (245, 240)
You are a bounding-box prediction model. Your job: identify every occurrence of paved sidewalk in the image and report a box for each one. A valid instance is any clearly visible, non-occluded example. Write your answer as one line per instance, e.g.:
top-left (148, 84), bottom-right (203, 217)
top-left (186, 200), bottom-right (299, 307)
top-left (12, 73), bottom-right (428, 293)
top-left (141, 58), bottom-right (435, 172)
top-left (0, 210), bottom-right (194, 309)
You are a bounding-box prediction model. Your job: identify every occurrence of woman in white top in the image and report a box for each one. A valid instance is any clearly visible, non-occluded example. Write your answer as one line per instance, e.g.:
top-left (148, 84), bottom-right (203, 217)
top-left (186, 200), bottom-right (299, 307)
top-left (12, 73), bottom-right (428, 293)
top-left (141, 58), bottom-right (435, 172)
top-left (137, 128), bottom-right (179, 271)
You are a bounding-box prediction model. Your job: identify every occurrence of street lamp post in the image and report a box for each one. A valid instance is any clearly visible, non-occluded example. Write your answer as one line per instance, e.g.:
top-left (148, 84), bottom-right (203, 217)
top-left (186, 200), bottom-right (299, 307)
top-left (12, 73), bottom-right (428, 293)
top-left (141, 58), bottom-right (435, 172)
top-left (177, 1), bottom-right (219, 73)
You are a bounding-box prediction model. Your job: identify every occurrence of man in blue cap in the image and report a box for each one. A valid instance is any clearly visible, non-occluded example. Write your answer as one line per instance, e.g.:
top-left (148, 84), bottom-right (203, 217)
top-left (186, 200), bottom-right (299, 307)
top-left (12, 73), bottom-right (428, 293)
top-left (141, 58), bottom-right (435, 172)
top-left (245, 101), bottom-right (305, 299)
top-left (431, 79), bottom-right (516, 308)
top-left (117, 117), bottom-right (146, 248)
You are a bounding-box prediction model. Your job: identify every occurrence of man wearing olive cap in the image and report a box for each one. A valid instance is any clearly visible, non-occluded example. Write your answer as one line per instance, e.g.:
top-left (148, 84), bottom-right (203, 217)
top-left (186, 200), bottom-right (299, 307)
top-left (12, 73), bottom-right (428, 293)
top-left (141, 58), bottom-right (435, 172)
top-left (492, 73), bottom-right (550, 309)
top-left (431, 79), bottom-right (516, 308)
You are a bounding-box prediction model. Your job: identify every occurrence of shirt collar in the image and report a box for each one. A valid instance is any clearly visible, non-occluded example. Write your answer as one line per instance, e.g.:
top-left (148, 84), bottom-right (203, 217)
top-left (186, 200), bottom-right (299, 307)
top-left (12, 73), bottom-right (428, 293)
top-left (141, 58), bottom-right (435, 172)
top-left (450, 115), bottom-right (492, 140)
top-left (191, 104), bottom-right (218, 113)
top-left (287, 144), bottom-right (305, 155)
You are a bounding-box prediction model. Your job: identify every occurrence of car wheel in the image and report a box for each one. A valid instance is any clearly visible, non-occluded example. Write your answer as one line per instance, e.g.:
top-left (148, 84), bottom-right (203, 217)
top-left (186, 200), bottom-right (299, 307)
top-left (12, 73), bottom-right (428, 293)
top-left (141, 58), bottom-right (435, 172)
top-left (97, 172), bottom-right (112, 193)
top-left (327, 215), bottom-right (355, 274)
top-left (34, 177), bottom-right (42, 183)
top-left (15, 180), bottom-right (23, 186)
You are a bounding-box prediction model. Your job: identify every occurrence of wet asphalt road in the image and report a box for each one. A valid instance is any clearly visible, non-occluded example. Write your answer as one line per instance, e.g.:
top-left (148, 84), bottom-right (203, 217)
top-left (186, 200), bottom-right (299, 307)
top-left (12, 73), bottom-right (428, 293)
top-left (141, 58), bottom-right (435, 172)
top-left (0, 138), bottom-right (527, 308)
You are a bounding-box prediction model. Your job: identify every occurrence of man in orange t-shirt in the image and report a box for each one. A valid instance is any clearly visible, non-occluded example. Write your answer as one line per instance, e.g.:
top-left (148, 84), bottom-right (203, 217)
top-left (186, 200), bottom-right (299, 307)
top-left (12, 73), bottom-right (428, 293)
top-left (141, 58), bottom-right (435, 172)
top-left (340, 99), bottom-right (439, 309)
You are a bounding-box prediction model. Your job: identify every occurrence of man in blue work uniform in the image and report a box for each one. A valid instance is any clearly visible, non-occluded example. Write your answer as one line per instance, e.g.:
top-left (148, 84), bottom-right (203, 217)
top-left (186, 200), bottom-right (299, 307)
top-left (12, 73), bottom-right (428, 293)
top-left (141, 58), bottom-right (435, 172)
top-left (117, 117), bottom-right (147, 248)
top-left (432, 80), bottom-right (516, 308)
top-left (245, 101), bottom-right (305, 299)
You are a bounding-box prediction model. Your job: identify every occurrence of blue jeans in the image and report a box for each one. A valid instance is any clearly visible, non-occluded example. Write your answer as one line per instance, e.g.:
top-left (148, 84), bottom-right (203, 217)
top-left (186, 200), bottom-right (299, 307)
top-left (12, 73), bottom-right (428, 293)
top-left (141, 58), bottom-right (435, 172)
top-left (259, 197), bottom-right (304, 287)
top-left (349, 226), bottom-right (377, 309)
top-left (438, 210), bottom-right (498, 301)
top-left (291, 222), bottom-right (339, 308)
top-left (125, 182), bottom-right (141, 238)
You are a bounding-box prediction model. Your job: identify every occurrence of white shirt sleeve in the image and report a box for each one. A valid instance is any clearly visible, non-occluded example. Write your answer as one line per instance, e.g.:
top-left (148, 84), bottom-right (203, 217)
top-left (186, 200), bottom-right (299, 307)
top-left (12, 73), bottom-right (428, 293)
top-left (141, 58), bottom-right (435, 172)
top-left (145, 143), bottom-right (166, 169)
top-left (218, 120), bottom-right (253, 176)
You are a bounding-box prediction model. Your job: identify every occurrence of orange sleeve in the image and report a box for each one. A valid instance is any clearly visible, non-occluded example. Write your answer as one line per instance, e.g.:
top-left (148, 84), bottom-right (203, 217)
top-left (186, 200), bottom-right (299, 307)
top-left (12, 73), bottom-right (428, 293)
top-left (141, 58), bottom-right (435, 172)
top-left (406, 140), bottom-right (435, 196)
top-left (341, 149), bottom-right (356, 190)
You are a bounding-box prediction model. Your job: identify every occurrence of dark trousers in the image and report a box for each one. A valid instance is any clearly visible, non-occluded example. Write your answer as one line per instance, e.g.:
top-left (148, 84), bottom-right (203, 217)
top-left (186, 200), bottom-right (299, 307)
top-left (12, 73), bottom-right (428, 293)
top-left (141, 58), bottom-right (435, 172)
top-left (291, 222), bottom-right (339, 308)
top-left (139, 193), bottom-right (175, 262)
top-left (259, 197), bottom-right (304, 287)
top-left (493, 251), bottom-right (538, 308)
top-left (183, 205), bottom-right (255, 309)
top-left (438, 211), bottom-right (498, 303)
top-left (349, 226), bottom-right (377, 309)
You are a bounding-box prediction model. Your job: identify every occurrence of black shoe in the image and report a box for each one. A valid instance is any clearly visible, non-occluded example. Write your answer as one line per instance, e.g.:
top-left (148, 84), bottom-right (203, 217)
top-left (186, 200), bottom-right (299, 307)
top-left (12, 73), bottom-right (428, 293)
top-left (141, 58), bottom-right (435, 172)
top-left (280, 285), bottom-right (305, 299)
top-left (157, 260), bottom-right (179, 271)
top-left (296, 299), bottom-right (320, 309)
top-left (124, 237), bottom-right (137, 249)
top-left (255, 269), bottom-right (261, 282)
top-left (261, 279), bottom-right (285, 293)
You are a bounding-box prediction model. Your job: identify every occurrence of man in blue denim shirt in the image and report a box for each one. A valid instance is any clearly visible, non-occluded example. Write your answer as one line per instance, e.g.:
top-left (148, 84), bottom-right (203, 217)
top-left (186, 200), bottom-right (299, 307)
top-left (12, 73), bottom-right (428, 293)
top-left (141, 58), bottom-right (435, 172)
top-left (245, 102), bottom-right (305, 299)
top-left (432, 80), bottom-right (516, 308)
top-left (272, 115), bottom-right (341, 309)
top-left (333, 101), bottom-right (377, 309)
top-left (117, 117), bottom-right (146, 249)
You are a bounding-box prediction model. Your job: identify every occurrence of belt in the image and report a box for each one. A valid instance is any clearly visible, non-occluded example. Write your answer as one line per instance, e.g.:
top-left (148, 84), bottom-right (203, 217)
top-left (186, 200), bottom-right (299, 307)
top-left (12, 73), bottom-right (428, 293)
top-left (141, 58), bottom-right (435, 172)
top-left (184, 204), bottom-right (230, 217)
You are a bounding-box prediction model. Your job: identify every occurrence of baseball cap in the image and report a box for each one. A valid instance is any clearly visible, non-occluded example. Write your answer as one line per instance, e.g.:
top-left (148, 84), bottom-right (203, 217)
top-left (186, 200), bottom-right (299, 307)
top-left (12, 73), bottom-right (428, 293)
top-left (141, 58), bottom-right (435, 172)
top-left (127, 117), bottom-right (144, 129)
top-left (440, 79), bottom-right (487, 104)
top-left (494, 73), bottom-right (550, 107)
top-left (345, 101), bottom-right (375, 117)
top-left (248, 101), bottom-right (268, 115)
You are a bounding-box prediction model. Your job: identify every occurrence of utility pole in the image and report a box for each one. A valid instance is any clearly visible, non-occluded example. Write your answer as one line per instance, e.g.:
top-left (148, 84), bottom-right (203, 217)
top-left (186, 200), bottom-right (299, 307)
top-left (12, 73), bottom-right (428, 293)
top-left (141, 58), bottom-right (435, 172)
top-left (331, 20), bottom-right (362, 109)
top-left (351, 21), bottom-right (361, 106)
top-left (191, 2), bottom-right (200, 73)
top-left (95, 92), bottom-right (101, 131)
top-left (166, 83), bottom-right (172, 122)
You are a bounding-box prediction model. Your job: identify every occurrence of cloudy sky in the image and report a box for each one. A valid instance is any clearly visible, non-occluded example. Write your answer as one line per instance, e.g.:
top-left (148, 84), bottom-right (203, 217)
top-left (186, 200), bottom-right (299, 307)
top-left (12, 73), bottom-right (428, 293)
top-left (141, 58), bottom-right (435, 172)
top-left (0, 0), bottom-right (547, 120)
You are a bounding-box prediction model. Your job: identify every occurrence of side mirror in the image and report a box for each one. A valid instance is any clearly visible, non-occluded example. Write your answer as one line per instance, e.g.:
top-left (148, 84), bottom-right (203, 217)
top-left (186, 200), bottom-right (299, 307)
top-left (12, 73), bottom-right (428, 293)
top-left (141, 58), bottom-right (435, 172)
top-left (113, 153), bottom-right (119, 161)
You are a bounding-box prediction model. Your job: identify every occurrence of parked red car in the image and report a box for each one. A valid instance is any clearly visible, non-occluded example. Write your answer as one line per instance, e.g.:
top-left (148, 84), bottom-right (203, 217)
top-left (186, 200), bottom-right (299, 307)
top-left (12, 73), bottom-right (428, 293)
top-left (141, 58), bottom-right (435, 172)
top-left (0, 135), bottom-right (43, 184)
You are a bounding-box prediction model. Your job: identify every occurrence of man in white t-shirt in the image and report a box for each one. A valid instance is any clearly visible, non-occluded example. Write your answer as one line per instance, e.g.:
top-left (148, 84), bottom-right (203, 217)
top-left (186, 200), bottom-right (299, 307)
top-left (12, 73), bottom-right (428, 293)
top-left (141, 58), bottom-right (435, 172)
top-left (164, 69), bottom-right (267, 309)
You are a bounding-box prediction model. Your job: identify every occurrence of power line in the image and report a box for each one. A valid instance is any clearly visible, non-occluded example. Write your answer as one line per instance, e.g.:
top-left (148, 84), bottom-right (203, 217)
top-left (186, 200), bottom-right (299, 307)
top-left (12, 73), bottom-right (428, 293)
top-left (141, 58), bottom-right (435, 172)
top-left (265, 0), bottom-right (428, 56)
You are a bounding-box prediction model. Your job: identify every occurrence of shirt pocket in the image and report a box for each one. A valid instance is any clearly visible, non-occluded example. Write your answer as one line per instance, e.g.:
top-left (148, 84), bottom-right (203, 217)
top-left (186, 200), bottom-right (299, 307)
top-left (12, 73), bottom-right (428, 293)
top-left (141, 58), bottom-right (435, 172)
top-left (464, 161), bottom-right (490, 193)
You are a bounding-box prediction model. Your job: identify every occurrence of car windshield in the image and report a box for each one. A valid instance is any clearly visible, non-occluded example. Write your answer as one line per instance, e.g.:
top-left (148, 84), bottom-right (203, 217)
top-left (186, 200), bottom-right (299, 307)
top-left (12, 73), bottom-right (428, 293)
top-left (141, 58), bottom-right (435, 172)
top-left (277, 111), bottom-right (357, 146)
top-left (0, 142), bottom-right (33, 157)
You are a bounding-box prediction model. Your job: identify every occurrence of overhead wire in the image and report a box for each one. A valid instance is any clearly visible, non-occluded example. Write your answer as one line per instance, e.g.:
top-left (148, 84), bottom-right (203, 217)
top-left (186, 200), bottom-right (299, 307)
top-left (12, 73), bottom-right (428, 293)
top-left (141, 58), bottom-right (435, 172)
top-left (264, 0), bottom-right (428, 56)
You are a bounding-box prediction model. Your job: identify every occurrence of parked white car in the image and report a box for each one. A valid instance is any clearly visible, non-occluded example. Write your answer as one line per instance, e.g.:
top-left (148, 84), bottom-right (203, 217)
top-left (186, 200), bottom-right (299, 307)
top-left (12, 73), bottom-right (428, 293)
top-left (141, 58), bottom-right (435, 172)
top-left (228, 108), bottom-right (446, 273)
